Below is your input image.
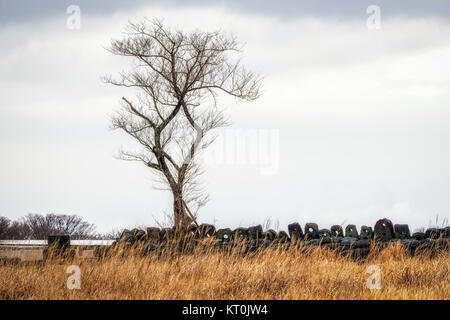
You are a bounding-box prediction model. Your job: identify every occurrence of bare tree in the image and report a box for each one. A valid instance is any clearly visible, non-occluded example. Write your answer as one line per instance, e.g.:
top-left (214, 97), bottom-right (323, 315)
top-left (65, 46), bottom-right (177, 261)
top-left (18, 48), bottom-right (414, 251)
top-left (0, 214), bottom-right (96, 239)
top-left (21, 213), bottom-right (97, 239)
top-left (103, 19), bottom-right (261, 229)
top-left (0, 216), bottom-right (12, 239)
top-left (0, 216), bottom-right (9, 235)
top-left (0, 216), bottom-right (31, 240)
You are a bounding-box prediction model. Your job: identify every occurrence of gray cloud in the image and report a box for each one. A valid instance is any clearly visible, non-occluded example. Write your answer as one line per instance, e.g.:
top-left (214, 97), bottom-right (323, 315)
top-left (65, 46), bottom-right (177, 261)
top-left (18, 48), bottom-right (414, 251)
top-left (1, 0), bottom-right (450, 25)
top-left (0, 3), bottom-right (449, 233)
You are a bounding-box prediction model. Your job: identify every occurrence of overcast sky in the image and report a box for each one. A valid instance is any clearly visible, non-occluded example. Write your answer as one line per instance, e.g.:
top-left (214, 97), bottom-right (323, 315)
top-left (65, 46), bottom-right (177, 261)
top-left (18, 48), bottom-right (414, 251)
top-left (0, 1), bottom-right (449, 234)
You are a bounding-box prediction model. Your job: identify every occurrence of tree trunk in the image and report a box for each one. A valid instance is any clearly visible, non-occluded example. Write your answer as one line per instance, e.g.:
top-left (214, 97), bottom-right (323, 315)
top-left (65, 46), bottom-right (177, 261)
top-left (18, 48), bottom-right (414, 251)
top-left (173, 189), bottom-right (188, 230)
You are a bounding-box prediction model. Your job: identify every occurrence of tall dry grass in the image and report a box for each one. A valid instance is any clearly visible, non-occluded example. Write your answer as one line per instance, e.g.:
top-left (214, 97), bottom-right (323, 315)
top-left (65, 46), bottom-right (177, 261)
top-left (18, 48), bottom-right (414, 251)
top-left (0, 241), bottom-right (448, 300)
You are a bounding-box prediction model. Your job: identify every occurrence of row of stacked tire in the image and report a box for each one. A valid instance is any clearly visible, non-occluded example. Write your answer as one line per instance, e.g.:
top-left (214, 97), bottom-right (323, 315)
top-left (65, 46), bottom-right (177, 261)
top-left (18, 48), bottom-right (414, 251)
top-left (115, 218), bottom-right (450, 257)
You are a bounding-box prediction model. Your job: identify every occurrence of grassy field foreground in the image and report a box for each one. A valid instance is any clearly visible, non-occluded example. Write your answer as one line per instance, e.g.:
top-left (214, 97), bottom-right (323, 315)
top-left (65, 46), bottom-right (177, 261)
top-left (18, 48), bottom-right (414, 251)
top-left (0, 243), bottom-right (448, 300)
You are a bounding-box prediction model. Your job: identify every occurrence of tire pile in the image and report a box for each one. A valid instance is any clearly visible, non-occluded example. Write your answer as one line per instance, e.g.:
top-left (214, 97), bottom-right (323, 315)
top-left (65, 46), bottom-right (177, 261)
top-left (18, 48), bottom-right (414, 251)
top-left (114, 218), bottom-right (450, 258)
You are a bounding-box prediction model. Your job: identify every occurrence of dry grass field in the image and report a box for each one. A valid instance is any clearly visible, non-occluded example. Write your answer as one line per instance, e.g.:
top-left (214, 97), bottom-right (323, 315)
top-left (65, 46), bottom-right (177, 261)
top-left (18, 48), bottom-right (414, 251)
top-left (0, 242), bottom-right (448, 300)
